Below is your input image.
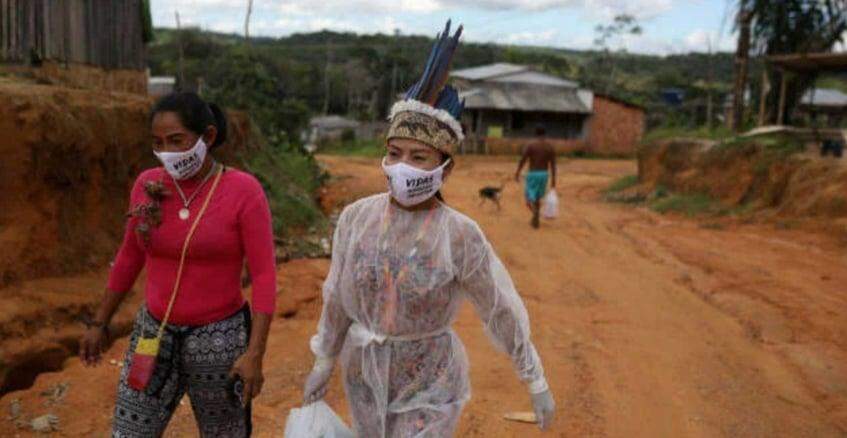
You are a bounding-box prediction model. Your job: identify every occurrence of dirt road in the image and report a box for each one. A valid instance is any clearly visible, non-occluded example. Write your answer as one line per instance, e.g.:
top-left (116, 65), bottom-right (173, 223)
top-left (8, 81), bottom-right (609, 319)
top-left (3, 156), bottom-right (847, 437)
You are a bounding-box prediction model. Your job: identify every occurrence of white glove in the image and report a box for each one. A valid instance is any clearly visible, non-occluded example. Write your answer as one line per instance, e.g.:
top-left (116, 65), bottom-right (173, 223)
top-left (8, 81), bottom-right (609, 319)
top-left (531, 389), bottom-right (555, 430)
top-left (303, 357), bottom-right (334, 405)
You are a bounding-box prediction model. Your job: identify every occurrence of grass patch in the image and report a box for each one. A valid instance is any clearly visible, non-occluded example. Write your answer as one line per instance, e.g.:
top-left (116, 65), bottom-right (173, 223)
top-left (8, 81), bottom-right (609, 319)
top-left (650, 193), bottom-right (720, 216)
top-left (644, 126), bottom-right (734, 143)
top-left (605, 175), bottom-right (639, 194)
top-left (241, 145), bottom-right (327, 238)
top-left (714, 133), bottom-right (804, 156)
top-left (320, 139), bottom-right (384, 158)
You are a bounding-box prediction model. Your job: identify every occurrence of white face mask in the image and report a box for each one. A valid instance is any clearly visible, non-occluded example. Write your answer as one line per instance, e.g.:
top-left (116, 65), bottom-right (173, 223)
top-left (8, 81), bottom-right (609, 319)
top-left (382, 157), bottom-right (451, 207)
top-left (154, 137), bottom-right (208, 180)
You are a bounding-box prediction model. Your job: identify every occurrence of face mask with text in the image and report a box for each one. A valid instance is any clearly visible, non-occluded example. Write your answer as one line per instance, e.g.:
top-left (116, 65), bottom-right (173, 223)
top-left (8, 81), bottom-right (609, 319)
top-left (382, 157), bottom-right (451, 207)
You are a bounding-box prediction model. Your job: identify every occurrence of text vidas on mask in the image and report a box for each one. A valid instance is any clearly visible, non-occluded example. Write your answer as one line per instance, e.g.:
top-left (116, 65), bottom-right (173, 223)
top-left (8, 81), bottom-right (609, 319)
top-left (154, 137), bottom-right (208, 180)
top-left (382, 157), bottom-right (451, 207)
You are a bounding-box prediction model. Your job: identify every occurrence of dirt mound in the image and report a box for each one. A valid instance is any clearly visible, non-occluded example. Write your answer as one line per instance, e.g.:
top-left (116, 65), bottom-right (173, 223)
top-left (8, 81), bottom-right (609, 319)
top-left (638, 138), bottom-right (847, 224)
top-left (0, 80), bottom-right (153, 287)
top-left (0, 79), bottom-right (261, 288)
top-left (0, 78), bottom-right (265, 395)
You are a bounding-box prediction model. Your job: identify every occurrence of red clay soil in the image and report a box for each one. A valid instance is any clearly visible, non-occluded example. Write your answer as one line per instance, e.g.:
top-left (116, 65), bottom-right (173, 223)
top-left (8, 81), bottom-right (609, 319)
top-left (637, 139), bottom-right (847, 239)
top-left (0, 78), bottom-right (261, 288)
top-left (2, 155), bottom-right (847, 437)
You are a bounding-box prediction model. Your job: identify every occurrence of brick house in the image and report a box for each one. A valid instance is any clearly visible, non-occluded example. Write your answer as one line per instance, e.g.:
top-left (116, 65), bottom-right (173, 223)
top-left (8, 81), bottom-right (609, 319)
top-left (590, 94), bottom-right (646, 157)
top-left (451, 63), bottom-right (645, 156)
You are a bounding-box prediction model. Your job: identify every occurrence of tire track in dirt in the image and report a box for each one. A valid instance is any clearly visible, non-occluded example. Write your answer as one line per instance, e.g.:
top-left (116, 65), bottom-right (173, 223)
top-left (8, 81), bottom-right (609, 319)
top-left (3, 156), bottom-right (846, 437)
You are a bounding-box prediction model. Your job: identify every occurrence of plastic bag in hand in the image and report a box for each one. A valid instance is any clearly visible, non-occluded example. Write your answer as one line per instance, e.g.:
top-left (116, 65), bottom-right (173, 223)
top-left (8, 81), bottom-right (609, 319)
top-left (541, 190), bottom-right (559, 219)
top-left (283, 401), bottom-right (354, 438)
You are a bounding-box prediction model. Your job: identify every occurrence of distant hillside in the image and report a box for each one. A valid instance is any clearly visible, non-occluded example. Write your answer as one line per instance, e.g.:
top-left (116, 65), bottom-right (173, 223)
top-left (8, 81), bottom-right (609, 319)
top-left (147, 27), bottom-right (741, 138)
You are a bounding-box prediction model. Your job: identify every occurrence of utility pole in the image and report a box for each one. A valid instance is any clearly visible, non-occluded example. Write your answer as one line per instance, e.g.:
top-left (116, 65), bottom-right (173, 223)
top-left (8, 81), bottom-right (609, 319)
top-left (390, 28), bottom-right (400, 104)
top-left (244, 0), bottom-right (254, 46)
top-left (705, 37), bottom-right (715, 129)
top-left (730, 9), bottom-right (753, 132)
top-left (175, 10), bottom-right (185, 90)
top-left (323, 38), bottom-right (333, 115)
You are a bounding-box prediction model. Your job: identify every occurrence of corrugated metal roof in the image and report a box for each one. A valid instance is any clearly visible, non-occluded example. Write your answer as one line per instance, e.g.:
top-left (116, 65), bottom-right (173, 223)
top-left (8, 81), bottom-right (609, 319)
top-left (489, 70), bottom-right (577, 88)
top-left (452, 63), bottom-right (528, 81)
top-left (459, 83), bottom-right (591, 114)
top-left (452, 63), bottom-right (579, 88)
top-left (801, 88), bottom-right (847, 107)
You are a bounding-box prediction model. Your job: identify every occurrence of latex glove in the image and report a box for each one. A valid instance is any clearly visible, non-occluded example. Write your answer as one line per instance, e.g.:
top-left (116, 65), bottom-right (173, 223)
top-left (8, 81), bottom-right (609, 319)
top-left (303, 358), bottom-right (334, 405)
top-left (531, 389), bottom-right (555, 430)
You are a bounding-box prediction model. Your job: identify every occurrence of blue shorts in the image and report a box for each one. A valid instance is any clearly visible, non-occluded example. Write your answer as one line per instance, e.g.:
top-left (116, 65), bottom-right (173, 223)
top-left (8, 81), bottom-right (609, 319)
top-left (524, 171), bottom-right (549, 203)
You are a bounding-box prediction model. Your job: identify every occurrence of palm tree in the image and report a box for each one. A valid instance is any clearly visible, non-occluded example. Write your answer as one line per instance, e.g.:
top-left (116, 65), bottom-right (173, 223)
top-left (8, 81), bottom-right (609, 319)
top-left (732, 0), bottom-right (847, 125)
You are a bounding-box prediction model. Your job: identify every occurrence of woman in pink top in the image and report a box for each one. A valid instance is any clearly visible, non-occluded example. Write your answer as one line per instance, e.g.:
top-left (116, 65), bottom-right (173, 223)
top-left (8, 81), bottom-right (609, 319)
top-left (78, 92), bottom-right (276, 437)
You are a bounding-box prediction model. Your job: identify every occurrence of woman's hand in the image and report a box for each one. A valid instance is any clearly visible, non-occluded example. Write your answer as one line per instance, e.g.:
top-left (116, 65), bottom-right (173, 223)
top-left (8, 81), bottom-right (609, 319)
top-left (303, 359), bottom-right (334, 404)
top-left (230, 351), bottom-right (265, 406)
top-left (531, 389), bottom-right (556, 430)
top-left (80, 326), bottom-right (108, 367)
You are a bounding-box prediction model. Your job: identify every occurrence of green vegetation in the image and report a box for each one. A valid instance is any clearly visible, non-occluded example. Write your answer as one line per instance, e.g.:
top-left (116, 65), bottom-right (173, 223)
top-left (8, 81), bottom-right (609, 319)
top-left (717, 133), bottom-right (803, 155)
top-left (240, 145), bottom-right (328, 238)
top-left (148, 26), bottom-right (744, 138)
top-left (738, 0), bottom-right (846, 125)
top-left (650, 193), bottom-right (720, 216)
top-left (708, 133), bottom-right (805, 176)
top-left (605, 175), bottom-right (639, 194)
top-left (816, 77), bottom-right (847, 94)
top-left (643, 126), bottom-right (734, 143)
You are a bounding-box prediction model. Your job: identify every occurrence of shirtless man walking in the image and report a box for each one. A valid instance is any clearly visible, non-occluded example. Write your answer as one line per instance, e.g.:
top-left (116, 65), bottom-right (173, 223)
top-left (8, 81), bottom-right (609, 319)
top-left (515, 125), bottom-right (557, 229)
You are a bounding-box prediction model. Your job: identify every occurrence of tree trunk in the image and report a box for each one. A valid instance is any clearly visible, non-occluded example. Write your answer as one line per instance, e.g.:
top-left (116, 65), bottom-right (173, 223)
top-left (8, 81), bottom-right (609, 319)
top-left (730, 10), bottom-right (753, 132)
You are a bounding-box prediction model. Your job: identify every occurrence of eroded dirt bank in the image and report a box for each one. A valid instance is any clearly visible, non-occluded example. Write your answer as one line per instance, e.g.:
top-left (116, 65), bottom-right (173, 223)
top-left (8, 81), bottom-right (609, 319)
top-left (2, 156), bottom-right (846, 437)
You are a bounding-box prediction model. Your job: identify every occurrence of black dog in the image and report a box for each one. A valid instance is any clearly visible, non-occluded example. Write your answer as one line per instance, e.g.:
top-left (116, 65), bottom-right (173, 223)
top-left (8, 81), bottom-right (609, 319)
top-left (479, 182), bottom-right (506, 210)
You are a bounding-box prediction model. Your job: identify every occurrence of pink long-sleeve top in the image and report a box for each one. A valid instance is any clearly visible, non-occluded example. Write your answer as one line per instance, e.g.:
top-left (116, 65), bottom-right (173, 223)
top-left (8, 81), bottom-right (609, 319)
top-left (107, 167), bottom-right (277, 326)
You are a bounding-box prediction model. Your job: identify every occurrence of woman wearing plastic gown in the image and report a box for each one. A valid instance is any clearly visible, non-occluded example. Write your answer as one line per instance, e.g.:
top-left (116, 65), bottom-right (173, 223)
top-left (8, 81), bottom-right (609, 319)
top-left (302, 21), bottom-right (556, 437)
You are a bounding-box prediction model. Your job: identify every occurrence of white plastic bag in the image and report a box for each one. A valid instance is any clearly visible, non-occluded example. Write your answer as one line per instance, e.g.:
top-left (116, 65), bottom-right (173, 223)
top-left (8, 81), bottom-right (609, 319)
top-left (283, 401), bottom-right (354, 438)
top-left (541, 190), bottom-right (559, 219)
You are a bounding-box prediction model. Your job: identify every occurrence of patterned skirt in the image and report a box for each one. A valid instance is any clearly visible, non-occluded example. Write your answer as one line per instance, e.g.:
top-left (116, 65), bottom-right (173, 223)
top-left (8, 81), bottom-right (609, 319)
top-left (112, 305), bottom-right (251, 438)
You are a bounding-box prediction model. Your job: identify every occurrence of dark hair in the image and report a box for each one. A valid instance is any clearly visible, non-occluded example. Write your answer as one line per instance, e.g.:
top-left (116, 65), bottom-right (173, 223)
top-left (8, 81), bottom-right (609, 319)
top-left (150, 92), bottom-right (228, 150)
top-left (535, 124), bottom-right (546, 137)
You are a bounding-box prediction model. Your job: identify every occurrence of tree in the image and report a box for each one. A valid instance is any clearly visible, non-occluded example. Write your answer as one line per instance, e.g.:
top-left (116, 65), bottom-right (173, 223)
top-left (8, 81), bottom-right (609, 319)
top-left (735, 0), bottom-right (847, 125)
top-left (593, 14), bottom-right (643, 94)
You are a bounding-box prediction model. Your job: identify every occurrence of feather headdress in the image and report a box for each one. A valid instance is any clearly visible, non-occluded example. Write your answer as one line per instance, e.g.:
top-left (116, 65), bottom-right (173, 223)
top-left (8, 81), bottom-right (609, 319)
top-left (387, 20), bottom-right (465, 154)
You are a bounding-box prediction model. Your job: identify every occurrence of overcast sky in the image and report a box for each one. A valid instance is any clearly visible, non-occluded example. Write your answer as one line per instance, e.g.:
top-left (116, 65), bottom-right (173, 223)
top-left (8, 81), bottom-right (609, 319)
top-left (150, 0), bottom-right (740, 55)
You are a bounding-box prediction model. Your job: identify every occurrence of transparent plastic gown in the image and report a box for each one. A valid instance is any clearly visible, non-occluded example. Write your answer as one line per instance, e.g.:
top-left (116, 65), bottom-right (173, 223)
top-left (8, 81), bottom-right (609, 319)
top-left (311, 193), bottom-right (548, 437)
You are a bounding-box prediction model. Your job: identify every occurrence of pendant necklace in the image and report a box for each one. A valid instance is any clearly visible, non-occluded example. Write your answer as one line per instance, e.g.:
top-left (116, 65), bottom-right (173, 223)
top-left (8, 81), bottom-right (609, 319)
top-left (171, 161), bottom-right (219, 221)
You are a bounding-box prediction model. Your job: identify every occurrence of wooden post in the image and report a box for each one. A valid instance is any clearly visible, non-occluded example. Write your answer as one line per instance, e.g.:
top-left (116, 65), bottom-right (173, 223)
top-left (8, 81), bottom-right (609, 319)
top-left (757, 68), bottom-right (770, 126)
top-left (478, 110), bottom-right (487, 155)
top-left (777, 71), bottom-right (788, 126)
top-left (730, 10), bottom-right (753, 132)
